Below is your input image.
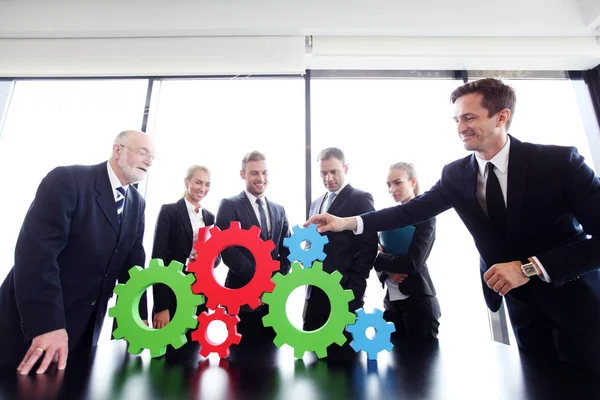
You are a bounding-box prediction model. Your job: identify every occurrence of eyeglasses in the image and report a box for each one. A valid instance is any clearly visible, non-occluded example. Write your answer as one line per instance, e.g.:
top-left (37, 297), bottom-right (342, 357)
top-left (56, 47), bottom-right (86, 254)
top-left (119, 144), bottom-right (155, 161)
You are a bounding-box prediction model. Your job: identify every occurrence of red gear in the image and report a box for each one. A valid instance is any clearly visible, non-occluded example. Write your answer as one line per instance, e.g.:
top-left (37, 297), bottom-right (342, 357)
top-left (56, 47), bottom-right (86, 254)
top-left (191, 306), bottom-right (242, 358)
top-left (187, 221), bottom-right (280, 314)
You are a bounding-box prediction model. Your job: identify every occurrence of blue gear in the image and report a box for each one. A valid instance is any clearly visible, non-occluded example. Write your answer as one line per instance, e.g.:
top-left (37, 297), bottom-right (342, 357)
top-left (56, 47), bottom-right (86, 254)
top-left (283, 224), bottom-right (328, 268)
top-left (346, 308), bottom-right (395, 360)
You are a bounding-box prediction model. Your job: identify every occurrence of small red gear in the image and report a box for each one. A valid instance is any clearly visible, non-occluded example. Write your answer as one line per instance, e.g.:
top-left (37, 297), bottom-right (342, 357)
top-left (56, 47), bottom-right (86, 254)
top-left (191, 306), bottom-right (242, 358)
top-left (187, 221), bottom-right (280, 314)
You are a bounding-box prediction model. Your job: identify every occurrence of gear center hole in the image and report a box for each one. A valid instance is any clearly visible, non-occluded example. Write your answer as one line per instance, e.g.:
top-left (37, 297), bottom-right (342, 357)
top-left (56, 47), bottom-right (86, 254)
top-left (285, 286), bottom-right (319, 330)
top-left (300, 240), bottom-right (311, 250)
top-left (206, 319), bottom-right (228, 345)
top-left (366, 327), bottom-right (376, 340)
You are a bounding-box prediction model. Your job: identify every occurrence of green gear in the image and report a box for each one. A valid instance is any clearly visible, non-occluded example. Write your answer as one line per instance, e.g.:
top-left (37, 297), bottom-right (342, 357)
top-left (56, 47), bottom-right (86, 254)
top-left (262, 261), bottom-right (356, 359)
top-left (109, 259), bottom-right (204, 358)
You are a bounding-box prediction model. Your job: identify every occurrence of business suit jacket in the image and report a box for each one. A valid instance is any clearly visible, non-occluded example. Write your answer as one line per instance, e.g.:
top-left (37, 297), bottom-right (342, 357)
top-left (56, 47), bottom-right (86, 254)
top-left (309, 184), bottom-right (378, 309)
top-left (361, 136), bottom-right (600, 319)
top-left (375, 217), bottom-right (437, 298)
top-left (216, 192), bottom-right (291, 293)
top-left (151, 198), bottom-right (220, 316)
top-left (0, 162), bottom-right (147, 367)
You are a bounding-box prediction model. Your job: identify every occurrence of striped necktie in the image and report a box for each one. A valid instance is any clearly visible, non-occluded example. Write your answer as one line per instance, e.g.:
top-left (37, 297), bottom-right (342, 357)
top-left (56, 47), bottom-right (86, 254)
top-left (116, 186), bottom-right (126, 224)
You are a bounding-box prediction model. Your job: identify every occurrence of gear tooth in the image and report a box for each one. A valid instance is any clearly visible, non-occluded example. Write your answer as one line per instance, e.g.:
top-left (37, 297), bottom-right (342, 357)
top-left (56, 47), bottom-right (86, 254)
top-left (312, 261), bottom-right (323, 271)
top-left (168, 261), bottom-right (184, 273)
top-left (249, 225), bottom-right (261, 236)
top-left (232, 314), bottom-right (241, 324)
top-left (271, 273), bottom-right (283, 285)
top-left (229, 221), bottom-right (241, 230)
top-left (262, 314), bottom-right (273, 327)
top-left (373, 308), bottom-right (384, 318)
top-left (345, 312), bottom-right (357, 325)
top-left (191, 330), bottom-right (200, 342)
top-left (248, 298), bottom-right (261, 309)
top-left (273, 335), bottom-right (285, 348)
top-left (198, 312), bottom-right (209, 323)
top-left (184, 273), bottom-right (196, 286)
top-left (335, 333), bottom-right (348, 346)
top-left (227, 304), bottom-right (240, 315)
top-left (367, 352), bottom-right (378, 361)
top-left (149, 258), bottom-right (164, 268)
top-left (343, 290), bottom-right (355, 303)
top-left (199, 348), bottom-right (211, 358)
top-left (261, 292), bottom-right (273, 305)
top-left (317, 252), bottom-right (327, 261)
top-left (330, 270), bottom-right (343, 283)
top-left (386, 322), bottom-right (396, 334)
top-left (346, 323), bottom-right (357, 334)
top-left (188, 316), bottom-right (199, 329)
top-left (217, 349), bottom-right (229, 359)
top-left (263, 280), bottom-right (276, 293)
top-left (315, 347), bottom-right (327, 359)
top-left (113, 285), bottom-right (124, 296)
top-left (127, 346), bottom-right (143, 356)
top-left (215, 307), bottom-right (226, 315)
top-left (294, 348), bottom-right (306, 359)
top-left (149, 346), bottom-right (167, 358)
top-left (231, 333), bottom-right (242, 344)
top-left (321, 235), bottom-right (329, 245)
top-left (206, 298), bottom-right (219, 310)
top-left (128, 266), bottom-right (142, 279)
top-left (194, 294), bottom-right (205, 306)
top-left (355, 308), bottom-right (366, 318)
top-left (263, 240), bottom-right (276, 252)
top-left (384, 343), bottom-right (394, 352)
top-left (112, 327), bottom-right (124, 339)
top-left (209, 225), bottom-right (221, 234)
top-left (350, 341), bottom-right (360, 352)
top-left (170, 335), bottom-right (187, 350)
top-left (291, 224), bottom-right (301, 233)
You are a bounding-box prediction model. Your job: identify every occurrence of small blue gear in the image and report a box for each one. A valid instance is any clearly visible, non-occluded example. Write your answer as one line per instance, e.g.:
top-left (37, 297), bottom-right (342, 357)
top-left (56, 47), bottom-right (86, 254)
top-left (283, 224), bottom-right (328, 268)
top-left (346, 308), bottom-right (395, 360)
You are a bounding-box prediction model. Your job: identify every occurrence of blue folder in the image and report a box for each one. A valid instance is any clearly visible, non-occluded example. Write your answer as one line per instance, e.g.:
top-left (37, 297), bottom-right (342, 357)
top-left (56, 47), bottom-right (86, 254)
top-left (379, 225), bottom-right (416, 256)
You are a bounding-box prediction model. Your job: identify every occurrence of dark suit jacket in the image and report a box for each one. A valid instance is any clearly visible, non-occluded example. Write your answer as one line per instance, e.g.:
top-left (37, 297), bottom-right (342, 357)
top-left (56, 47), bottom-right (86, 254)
top-left (151, 198), bottom-right (220, 315)
top-left (375, 217), bottom-right (437, 298)
top-left (216, 192), bottom-right (291, 294)
top-left (309, 184), bottom-right (378, 307)
top-left (361, 136), bottom-right (600, 317)
top-left (0, 162), bottom-right (147, 367)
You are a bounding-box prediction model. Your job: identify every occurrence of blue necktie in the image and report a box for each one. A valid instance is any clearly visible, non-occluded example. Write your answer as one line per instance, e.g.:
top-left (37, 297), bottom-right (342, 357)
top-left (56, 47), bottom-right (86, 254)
top-left (116, 187), bottom-right (126, 224)
top-left (256, 198), bottom-right (269, 240)
top-left (323, 192), bottom-right (336, 213)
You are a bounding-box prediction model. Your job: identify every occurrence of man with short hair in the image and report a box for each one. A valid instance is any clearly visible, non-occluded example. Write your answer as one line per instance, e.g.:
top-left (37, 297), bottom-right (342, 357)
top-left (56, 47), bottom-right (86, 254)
top-left (0, 130), bottom-right (155, 375)
top-left (303, 147), bottom-right (378, 359)
top-left (307, 79), bottom-right (600, 373)
top-left (216, 151), bottom-right (291, 342)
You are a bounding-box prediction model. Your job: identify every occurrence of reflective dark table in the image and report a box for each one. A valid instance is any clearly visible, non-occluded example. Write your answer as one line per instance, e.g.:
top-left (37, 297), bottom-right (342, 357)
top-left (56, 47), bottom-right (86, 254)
top-left (1, 337), bottom-right (598, 400)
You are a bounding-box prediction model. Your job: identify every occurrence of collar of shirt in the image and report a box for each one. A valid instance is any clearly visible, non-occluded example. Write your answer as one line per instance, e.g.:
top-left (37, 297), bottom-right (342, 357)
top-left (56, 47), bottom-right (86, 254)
top-left (475, 136), bottom-right (511, 177)
top-left (184, 197), bottom-right (202, 214)
top-left (107, 161), bottom-right (129, 201)
top-left (326, 182), bottom-right (348, 198)
top-left (245, 190), bottom-right (267, 206)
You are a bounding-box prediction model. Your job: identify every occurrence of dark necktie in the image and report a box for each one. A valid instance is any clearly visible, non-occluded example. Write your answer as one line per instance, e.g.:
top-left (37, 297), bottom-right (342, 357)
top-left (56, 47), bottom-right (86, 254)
top-left (486, 162), bottom-right (506, 231)
top-left (256, 198), bottom-right (269, 240)
top-left (116, 186), bottom-right (126, 224)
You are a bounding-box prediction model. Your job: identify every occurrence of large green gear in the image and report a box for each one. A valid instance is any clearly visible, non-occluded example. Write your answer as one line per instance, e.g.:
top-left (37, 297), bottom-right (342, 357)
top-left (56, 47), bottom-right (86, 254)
top-left (109, 259), bottom-right (205, 358)
top-left (262, 261), bottom-right (356, 359)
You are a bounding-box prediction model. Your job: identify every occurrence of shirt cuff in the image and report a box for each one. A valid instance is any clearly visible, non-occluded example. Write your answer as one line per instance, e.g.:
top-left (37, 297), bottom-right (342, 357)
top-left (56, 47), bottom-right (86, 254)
top-left (533, 256), bottom-right (552, 283)
top-left (354, 216), bottom-right (364, 235)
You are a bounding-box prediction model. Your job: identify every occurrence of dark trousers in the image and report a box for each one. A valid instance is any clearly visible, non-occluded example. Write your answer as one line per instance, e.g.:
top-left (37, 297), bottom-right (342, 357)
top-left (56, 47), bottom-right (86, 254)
top-left (505, 287), bottom-right (600, 375)
top-left (384, 294), bottom-right (441, 342)
top-left (303, 286), bottom-right (360, 361)
top-left (237, 306), bottom-right (274, 345)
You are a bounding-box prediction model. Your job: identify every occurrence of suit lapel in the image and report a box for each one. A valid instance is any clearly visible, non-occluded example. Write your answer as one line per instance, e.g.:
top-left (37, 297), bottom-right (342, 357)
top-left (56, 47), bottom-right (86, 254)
top-left (176, 198), bottom-right (194, 244)
top-left (327, 184), bottom-right (352, 215)
top-left (202, 208), bottom-right (214, 226)
top-left (462, 155), bottom-right (487, 220)
top-left (266, 199), bottom-right (277, 239)
top-left (95, 162), bottom-right (119, 234)
top-left (240, 192), bottom-right (261, 227)
top-left (506, 136), bottom-right (529, 234)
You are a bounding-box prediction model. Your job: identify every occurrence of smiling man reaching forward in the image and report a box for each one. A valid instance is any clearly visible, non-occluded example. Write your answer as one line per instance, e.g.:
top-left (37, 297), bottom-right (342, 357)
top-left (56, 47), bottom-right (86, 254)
top-left (306, 78), bottom-right (600, 374)
top-left (0, 130), bottom-right (155, 375)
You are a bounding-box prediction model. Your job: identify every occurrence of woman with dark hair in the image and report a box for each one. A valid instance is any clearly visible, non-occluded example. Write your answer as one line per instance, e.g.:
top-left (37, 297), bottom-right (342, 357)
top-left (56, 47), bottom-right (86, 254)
top-left (375, 162), bottom-right (441, 341)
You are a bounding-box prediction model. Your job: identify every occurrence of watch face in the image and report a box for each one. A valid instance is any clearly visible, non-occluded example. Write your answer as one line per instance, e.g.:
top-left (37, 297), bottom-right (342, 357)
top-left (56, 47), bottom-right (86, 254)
top-left (522, 263), bottom-right (537, 277)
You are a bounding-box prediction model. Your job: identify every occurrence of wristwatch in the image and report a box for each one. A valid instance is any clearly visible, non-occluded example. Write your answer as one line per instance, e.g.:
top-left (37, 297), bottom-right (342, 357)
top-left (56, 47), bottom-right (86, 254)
top-left (521, 259), bottom-right (539, 277)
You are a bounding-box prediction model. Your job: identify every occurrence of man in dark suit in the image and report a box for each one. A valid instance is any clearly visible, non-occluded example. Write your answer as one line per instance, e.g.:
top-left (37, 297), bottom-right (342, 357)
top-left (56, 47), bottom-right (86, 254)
top-left (307, 79), bottom-right (600, 373)
top-left (216, 151), bottom-right (291, 342)
top-left (303, 147), bottom-right (378, 358)
top-left (0, 130), bottom-right (155, 375)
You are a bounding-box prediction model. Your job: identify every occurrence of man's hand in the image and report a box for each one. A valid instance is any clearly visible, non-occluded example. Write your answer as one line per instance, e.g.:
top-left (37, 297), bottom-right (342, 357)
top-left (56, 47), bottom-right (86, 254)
top-left (17, 329), bottom-right (68, 375)
top-left (387, 272), bottom-right (408, 284)
top-left (304, 213), bottom-right (356, 233)
top-left (153, 310), bottom-right (170, 329)
top-left (483, 261), bottom-right (529, 296)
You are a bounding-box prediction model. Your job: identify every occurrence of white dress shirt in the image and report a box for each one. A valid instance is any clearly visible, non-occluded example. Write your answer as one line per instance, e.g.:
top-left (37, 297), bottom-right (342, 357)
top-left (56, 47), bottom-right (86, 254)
top-left (106, 162), bottom-right (129, 202)
top-left (245, 191), bottom-right (271, 238)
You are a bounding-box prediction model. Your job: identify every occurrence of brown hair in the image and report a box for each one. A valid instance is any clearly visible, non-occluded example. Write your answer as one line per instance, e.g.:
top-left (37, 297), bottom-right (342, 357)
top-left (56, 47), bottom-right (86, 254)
top-left (317, 147), bottom-right (345, 164)
top-left (450, 78), bottom-right (516, 130)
